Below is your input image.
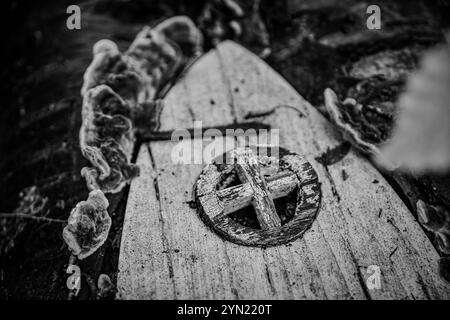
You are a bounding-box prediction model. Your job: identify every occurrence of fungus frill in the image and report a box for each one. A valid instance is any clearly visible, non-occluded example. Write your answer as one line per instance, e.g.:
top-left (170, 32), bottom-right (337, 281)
top-left (417, 200), bottom-right (450, 255)
top-left (152, 16), bottom-right (204, 63)
top-left (82, 15), bottom-right (203, 104)
top-left (323, 88), bottom-right (392, 162)
top-left (62, 190), bottom-right (111, 260)
top-left (79, 16), bottom-right (203, 194)
top-left (67, 16), bottom-right (204, 260)
top-left (97, 274), bottom-right (117, 300)
top-left (80, 85), bottom-right (141, 194)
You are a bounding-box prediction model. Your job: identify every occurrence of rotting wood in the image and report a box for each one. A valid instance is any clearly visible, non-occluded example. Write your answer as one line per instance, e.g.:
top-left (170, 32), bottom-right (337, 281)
top-left (195, 146), bottom-right (321, 246)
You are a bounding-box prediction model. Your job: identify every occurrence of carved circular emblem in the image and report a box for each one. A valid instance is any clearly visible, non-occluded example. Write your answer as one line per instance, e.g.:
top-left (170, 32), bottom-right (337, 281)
top-left (194, 146), bottom-right (321, 247)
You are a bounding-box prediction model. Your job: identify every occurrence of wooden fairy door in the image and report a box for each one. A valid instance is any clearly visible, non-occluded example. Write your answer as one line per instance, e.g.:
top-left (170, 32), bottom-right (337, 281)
top-left (117, 41), bottom-right (450, 299)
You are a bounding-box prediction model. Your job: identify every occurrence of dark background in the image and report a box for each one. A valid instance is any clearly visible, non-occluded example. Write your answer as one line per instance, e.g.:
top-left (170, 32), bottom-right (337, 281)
top-left (0, 0), bottom-right (449, 299)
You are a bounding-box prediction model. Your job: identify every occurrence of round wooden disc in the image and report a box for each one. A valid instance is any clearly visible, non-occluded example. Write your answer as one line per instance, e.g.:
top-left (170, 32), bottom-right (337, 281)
top-left (194, 146), bottom-right (321, 247)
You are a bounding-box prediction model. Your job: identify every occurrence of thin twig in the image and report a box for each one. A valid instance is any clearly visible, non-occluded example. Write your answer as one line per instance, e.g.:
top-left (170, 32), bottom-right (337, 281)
top-left (244, 104), bottom-right (306, 119)
top-left (0, 212), bottom-right (66, 223)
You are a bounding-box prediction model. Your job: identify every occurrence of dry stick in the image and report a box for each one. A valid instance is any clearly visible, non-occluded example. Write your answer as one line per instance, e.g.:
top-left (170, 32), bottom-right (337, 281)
top-left (244, 104), bottom-right (306, 119)
top-left (0, 212), bottom-right (65, 223)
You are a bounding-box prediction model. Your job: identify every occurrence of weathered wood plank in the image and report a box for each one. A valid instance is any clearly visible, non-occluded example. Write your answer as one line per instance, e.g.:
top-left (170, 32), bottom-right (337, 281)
top-left (159, 49), bottom-right (235, 131)
top-left (118, 48), bottom-right (274, 299)
top-left (118, 41), bottom-right (450, 299)
top-left (218, 171), bottom-right (298, 215)
top-left (232, 148), bottom-right (282, 230)
top-left (116, 146), bottom-right (175, 299)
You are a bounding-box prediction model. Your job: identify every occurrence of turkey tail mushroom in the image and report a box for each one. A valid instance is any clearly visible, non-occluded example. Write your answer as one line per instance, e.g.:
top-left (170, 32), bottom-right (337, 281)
top-left (417, 200), bottom-right (450, 255)
top-left (79, 16), bottom-right (203, 194)
top-left (80, 85), bottom-right (139, 194)
top-left (153, 15), bottom-right (204, 59)
top-left (97, 274), bottom-right (117, 300)
top-left (324, 88), bottom-right (400, 170)
top-left (64, 17), bottom-right (204, 262)
top-left (324, 88), bottom-right (381, 156)
top-left (81, 16), bottom-right (203, 105)
top-left (62, 190), bottom-right (111, 260)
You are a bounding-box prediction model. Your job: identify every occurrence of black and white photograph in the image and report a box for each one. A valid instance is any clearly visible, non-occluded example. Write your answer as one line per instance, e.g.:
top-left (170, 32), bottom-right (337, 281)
top-left (1, 0), bottom-right (450, 306)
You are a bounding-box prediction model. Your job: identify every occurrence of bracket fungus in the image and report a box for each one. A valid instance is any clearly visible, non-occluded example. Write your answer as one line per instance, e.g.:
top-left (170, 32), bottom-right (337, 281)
top-left (198, 0), bottom-right (244, 45)
top-left (62, 190), bottom-right (111, 260)
top-left (417, 200), bottom-right (450, 255)
top-left (97, 274), bottom-right (117, 300)
top-left (80, 85), bottom-right (141, 194)
top-left (81, 38), bottom-right (148, 104)
top-left (82, 15), bottom-right (203, 104)
top-left (80, 16), bottom-right (203, 194)
top-left (324, 88), bottom-right (396, 165)
top-left (64, 16), bottom-right (204, 261)
top-left (153, 16), bottom-right (204, 60)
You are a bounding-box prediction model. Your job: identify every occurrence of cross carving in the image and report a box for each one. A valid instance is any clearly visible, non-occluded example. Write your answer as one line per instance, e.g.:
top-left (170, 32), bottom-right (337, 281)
top-left (216, 148), bottom-right (299, 230)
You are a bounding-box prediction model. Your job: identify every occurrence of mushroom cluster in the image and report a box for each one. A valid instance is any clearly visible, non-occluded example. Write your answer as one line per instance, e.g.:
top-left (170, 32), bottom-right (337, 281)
top-left (80, 16), bottom-right (203, 194)
top-left (64, 16), bottom-right (203, 260)
top-left (324, 88), bottom-right (391, 160)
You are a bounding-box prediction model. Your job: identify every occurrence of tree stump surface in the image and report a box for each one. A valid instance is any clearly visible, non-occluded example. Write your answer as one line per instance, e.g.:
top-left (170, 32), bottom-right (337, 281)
top-left (117, 41), bottom-right (450, 299)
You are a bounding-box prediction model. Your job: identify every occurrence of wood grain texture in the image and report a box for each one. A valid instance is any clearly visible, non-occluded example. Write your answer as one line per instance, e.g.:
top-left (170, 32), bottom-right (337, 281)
top-left (117, 41), bottom-right (450, 299)
top-left (232, 148), bottom-right (281, 229)
top-left (217, 171), bottom-right (298, 215)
